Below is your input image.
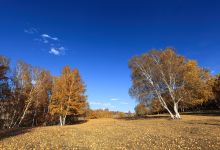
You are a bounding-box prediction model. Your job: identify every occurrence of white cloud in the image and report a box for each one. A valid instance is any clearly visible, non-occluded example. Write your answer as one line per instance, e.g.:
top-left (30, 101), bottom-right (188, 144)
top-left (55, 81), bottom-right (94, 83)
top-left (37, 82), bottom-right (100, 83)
top-left (90, 101), bottom-right (115, 108)
top-left (49, 48), bottom-right (60, 55)
top-left (49, 47), bottom-right (66, 56)
top-left (90, 102), bottom-right (102, 105)
top-left (41, 34), bottom-right (50, 38)
top-left (120, 102), bottom-right (129, 105)
top-left (110, 98), bottom-right (119, 101)
top-left (24, 26), bottom-right (67, 55)
top-left (41, 34), bottom-right (59, 41)
top-left (51, 37), bottom-right (58, 41)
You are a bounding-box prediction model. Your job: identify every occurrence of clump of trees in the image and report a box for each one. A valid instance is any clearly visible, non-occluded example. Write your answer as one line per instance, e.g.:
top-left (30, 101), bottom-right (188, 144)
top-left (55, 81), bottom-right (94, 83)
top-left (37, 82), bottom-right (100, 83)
top-left (87, 109), bottom-right (114, 119)
top-left (129, 48), bottom-right (217, 119)
top-left (197, 75), bottom-right (220, 110)
top-left (0, 55), bottom-right (88, 129)
top-left (210, 75), bottom-right (220, 108)
top-left (134, 103), bottom-right (149, 117)
top-left (117, 112), bottom-right (126, 118)
top-left (86, 108), bottom-right (130, 119)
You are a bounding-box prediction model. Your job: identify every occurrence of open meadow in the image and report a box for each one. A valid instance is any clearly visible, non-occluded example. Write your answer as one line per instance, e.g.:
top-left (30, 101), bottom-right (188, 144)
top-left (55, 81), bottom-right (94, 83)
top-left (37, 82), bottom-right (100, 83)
top-left (1, 1), bottom-right (220, 150)
top-left (1, 114), bottom-right (220, 150)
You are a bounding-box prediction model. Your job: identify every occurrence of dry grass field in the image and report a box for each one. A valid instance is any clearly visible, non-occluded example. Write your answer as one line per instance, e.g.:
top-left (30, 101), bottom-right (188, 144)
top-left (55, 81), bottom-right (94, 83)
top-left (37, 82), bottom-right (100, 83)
top-left (0, 114), bottom-right (220, 150)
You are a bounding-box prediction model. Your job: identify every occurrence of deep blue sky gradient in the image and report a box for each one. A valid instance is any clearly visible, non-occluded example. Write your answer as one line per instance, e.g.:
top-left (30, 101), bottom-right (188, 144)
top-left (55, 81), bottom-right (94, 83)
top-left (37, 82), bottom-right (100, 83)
top-left (0, 0), bottom-right (220, 112)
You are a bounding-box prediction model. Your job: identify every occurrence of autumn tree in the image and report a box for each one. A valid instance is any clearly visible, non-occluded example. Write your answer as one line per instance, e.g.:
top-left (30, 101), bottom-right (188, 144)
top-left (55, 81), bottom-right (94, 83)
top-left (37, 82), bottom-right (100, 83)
top-left (29, 68), bottom-right (52, 126)
top-left (210, 74), bottom-right (220, 109)
top-left (0, 55), bottom-right (12, 128)
top-left (10, 61), bottom-right (37, 127)
top-left (150, 99), bottom-right (164, 114)
top-left (0, 55), bottom-right (11, 100)
top-left (9, 61), bottom-right (53, 127)
top-left (117, 112), bottom-right (125, 118)
top-left (129, 48), bottom-right (213, 119)
top-left (50, 66), bottom-right (87, 126)
top-left (88, 109), bottom-right (114, 119)
top-left (134, 103), bottom-right (148, 117)
top-left (180, 61), bottom-right (214, 110)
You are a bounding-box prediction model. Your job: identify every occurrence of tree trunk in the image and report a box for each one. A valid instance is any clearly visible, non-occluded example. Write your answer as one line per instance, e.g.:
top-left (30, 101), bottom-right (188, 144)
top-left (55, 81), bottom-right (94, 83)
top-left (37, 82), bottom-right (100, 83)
top-left (174, 102), bottom-right (181, 119)
top-left (164, 106), bottom-right (175, 119)
top-left (18, 100), bottom-right (32, 126)
top-left (59, 116), bottom-right (63, 126)
top-left (63, 116), bottom-right (66, 125)
top-left (32, 110), bottom-right (37, 127)
top-left (9, 111), bottom-right (16, 128)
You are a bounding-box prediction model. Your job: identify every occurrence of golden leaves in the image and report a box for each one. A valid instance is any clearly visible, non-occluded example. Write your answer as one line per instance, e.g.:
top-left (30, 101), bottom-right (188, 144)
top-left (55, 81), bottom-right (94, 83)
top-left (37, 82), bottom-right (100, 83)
top-left (1, 116), bottom-right (220, 149)
top-left (50, 66), bottom-right (87, 118)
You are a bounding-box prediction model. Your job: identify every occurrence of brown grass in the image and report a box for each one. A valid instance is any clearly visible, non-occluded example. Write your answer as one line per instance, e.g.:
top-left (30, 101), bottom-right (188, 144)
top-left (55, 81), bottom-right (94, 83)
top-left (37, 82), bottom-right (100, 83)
top-left (0, 115), bottom-right (220, 150)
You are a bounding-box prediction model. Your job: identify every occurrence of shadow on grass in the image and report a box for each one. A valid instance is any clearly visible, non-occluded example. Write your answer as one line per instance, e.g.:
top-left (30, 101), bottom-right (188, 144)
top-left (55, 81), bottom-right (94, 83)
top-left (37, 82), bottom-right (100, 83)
top-left (188, 122), bottom-right (220, 126)
top-left (119, 115), bottom-right (170, 121)
top-left (182, 111), bottom-right (220, 116)
top-left (0, 120), bottom-right (88, 141)
top-left (65, 120), bottom-right (88, 125)
top-left (0, 127), bottom-right (32, 141)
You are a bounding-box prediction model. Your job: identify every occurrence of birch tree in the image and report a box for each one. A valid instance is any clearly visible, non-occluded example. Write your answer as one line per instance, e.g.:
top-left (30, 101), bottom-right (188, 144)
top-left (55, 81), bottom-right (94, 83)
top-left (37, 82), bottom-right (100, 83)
top-left (11, 61), bottom-right (32, 127)
top-left (50, 66), bottom-right (87, 126)
top-left (12, 62), bottom-right (52, 127)
top-left (30, 68), bottom-right (52, 126)
top-left (129, 48), bottom-right (212, 119)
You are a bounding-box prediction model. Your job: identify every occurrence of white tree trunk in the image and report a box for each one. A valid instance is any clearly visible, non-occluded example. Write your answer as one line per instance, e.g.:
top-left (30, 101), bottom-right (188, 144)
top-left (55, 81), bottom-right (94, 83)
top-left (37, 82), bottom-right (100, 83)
top-left (59, 116), bottom-right (63, 126)
top-left (63, 116), bottom-right (66, 125)
top-left (174, 102), bottom-right (181, 119)
top-left (18, 100), bottom-right (32, 126)
top-left (164, 106), bottom-right (175, 119)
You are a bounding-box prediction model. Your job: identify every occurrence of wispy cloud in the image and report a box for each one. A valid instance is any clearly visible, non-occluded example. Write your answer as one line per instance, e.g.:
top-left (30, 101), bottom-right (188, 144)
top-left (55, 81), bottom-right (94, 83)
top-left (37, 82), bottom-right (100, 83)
top-left (41, 34), bottom-right (59, 41)
top-left (24, 27), bottom-right (38, 34)
top-left (110, 98), bottom-right (119, 101)
top-left (90, 102), bottom-right (102, 105)
top-left (90, 101), bottom-right (116, 108)
top-left (120, 102), bottom-right (129, 105)
top-left (24, 26), bottom-right (66, 56)
top-left (40, 34), bottom-right (58, 44)
top-left (110, 98), bottom-right (128, 105)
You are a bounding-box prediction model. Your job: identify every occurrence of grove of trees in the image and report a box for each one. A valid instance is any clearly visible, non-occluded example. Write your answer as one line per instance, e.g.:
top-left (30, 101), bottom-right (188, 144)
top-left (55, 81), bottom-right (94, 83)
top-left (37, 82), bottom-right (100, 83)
top-left (0, 55), bottom-right (88, 129)
top-left (134, 103), bottom-right (149, 117)
top-left (130, 48), bottom-right (219, 119)
top-left (1, 47), bottom-right (220, 129)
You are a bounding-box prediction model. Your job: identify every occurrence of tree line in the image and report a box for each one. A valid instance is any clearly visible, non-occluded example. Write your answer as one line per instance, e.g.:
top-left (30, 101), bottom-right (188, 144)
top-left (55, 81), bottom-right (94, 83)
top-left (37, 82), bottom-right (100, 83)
top-left (87, 108), bottom-right (126, 119)
top-left (0, 55), bottom-right (88, 129)
top-left (130, 48), bottom-right (220, 119)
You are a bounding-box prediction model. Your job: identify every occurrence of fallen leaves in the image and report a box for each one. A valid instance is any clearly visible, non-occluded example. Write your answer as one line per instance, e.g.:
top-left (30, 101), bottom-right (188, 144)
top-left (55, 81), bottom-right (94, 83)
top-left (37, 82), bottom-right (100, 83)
top-left (0, 115), bottom-right (220, 150)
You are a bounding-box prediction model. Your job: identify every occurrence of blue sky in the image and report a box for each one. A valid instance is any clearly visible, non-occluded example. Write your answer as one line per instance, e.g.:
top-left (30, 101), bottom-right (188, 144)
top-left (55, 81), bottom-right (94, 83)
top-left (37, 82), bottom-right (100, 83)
top-left (0, 0), bottom-right (220, 112)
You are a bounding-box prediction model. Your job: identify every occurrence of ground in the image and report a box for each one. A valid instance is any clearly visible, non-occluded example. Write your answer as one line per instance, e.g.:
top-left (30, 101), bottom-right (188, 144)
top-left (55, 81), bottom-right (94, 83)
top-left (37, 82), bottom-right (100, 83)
top-left (0, 114), bottom-right (220, 150)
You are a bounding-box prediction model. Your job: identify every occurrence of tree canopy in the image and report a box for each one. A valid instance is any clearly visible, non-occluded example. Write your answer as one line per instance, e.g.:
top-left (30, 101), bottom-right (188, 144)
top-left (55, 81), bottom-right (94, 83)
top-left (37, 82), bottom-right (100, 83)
top-left (129, 48), bottom-right (213, 119)
top-left (50, 66), bottom-right (87, 126)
